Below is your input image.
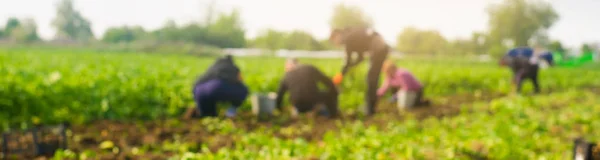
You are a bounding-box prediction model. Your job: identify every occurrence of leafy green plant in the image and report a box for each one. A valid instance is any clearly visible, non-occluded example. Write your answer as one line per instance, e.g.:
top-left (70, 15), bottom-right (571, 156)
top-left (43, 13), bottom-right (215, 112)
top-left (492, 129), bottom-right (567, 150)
top-left (1, 47), bottom-right (598, 159)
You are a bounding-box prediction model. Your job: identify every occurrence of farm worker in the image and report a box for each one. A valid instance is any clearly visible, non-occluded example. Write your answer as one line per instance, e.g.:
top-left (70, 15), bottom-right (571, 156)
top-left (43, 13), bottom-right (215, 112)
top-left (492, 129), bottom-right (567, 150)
top-left (500, 45), bottom-right (554, 94)
top-left (190, 55), bottom-right (249, 118)
top-left (329, 27), bottom-right (390, 115)
top-left (377, 60), bottom-right (429, 107)
top-left (275, 58), bottom-right (341, 118)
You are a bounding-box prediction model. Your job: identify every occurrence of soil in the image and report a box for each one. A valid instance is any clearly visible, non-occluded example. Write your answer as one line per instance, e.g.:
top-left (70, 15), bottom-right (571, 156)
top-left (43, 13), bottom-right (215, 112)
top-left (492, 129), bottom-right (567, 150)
top-left (1, 126), bottom-right (67, 159)
top-left (1, 92), bottom-right (505, 160)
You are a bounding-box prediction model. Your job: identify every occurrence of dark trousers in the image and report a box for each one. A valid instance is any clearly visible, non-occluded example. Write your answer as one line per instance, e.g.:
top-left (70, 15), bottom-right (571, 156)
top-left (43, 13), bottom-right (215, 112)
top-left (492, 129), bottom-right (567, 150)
top-left (365, 51), bottom-right (389, 115)
top-left (389, 87), bottom-right (425, 104)
top-left (293, 91), bottom-right (340, 117)
top-left (513, 65), bottom-right (540, 93)
top-left (193, 79), bottom-right (249, 117)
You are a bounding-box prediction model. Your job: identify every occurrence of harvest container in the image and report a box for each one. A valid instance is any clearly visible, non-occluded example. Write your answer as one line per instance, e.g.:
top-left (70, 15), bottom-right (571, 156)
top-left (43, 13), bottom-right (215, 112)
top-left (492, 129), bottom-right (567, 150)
top-left (397, 90), bottom-right (417, 110)
top-left (251, 92), bottom-right (277, 119)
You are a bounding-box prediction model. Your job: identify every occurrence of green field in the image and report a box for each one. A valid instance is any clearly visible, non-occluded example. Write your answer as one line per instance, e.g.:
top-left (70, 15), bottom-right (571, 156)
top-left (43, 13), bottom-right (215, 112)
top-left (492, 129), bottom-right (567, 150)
top-left (1, 47), bottom-right (599, 159)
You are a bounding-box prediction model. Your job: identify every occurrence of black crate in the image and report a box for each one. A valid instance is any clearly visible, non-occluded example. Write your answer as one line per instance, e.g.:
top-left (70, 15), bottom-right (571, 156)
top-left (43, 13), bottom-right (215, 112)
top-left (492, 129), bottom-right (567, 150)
top-left (1, 123), bottom-right (68, 159)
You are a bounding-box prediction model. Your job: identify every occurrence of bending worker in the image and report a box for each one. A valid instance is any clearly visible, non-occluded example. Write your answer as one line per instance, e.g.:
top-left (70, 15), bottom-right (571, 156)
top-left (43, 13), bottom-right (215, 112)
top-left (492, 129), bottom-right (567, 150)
top-left (275, 58), bottom-right (340, 118)
top-left (190, 55), bottom-right (249, 118)
top-left (329, 27), bottom-right (390, 115)
top-left (500, 45), bottom-right (554, 94)
top-left (377, 61), bottom-right (429, 107)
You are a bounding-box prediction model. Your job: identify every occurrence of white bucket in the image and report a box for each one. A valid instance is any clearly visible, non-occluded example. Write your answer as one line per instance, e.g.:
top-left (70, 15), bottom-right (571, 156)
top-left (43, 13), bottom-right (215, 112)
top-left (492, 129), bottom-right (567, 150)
top-left (397, 90), bottom-right (417, 110)
top-left (251, 92), bottom-right (277, 117)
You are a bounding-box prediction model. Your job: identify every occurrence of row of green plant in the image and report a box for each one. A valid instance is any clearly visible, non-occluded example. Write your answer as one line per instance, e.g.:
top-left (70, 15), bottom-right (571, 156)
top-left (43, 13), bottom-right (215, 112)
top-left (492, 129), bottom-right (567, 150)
top-left (48, 90), bottom-right (600, 159)
top-left (1, 48), bottom-right (599, 130)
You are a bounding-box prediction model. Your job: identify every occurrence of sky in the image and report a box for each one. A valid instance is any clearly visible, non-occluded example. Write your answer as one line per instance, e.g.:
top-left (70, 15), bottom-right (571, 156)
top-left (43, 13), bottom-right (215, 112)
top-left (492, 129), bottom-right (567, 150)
top-left (0, 0), bottom-right (598, 47)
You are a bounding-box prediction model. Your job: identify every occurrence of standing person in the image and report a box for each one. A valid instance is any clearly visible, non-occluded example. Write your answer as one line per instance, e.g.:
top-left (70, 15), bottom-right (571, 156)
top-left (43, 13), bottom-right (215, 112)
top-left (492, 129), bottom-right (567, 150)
top-left (189, 55), bottom-right (249, 118)
top-left (329, 27), bottom-right (390, 115)
top-left (500, 45), bottom-right (554, 94)
top-left (377, 60), bottom-right (429, 107)
top-left (275, 58), bottom-right (340, 118)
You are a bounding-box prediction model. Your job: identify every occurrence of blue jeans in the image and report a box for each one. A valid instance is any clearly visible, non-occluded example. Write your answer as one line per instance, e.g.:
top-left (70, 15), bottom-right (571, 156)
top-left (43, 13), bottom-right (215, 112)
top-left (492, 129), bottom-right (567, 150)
top-left (193, 79), bottom-right (249, 117)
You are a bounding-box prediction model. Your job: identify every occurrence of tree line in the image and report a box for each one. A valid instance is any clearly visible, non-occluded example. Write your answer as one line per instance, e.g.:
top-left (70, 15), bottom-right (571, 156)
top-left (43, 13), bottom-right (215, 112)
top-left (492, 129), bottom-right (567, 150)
top-left (0, 0), bottom-right (591, 56)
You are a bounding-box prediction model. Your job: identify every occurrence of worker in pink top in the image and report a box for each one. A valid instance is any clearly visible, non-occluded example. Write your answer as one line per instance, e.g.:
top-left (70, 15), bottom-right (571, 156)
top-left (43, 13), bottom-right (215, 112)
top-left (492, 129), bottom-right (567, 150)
top-left (377, 61), bottom-right (429, 106)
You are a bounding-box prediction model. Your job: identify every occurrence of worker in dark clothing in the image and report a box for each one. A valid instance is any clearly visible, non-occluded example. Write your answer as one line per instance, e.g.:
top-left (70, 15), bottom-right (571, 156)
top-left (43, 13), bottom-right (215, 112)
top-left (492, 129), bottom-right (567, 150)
top-left (329, 27), bottom-right (390, 115)
top-left (275, 58), bottom-right (340, 118)
top-left (190, 55), bottom-right (249, 118)
top-left (500, 46), bottom-right (554, 94)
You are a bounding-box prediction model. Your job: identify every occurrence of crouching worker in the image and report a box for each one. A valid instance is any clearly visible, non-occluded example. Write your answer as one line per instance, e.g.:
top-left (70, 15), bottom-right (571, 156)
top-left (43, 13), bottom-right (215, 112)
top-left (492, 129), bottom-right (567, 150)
top-left (275, 58), bottom-right (341, 118)
top-left (500, 45), bottom-right (554, 94)
top-left (189, 55), bottom-right (249, 118)
top-left (377, 61), bottom-right (429, 108)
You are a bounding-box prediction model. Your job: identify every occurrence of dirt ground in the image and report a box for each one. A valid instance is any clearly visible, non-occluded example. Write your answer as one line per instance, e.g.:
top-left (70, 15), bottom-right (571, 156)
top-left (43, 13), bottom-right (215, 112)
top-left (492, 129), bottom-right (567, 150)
top-left (2, 92), bottom-right (505, 160)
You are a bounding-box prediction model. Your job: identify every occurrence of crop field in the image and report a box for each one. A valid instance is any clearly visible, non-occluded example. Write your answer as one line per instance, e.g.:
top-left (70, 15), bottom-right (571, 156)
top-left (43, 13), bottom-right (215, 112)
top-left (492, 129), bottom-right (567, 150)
top-left (1, 47), bottom-right (599, 159)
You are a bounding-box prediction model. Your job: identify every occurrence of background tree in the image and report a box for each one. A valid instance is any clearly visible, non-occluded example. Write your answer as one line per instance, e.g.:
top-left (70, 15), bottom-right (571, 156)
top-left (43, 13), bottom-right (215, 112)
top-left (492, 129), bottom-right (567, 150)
top-left (250, 29), bottom-right (288, 50)
top-left (51, 0), bottom-right (95, 42)
top-left (102, 26), bottom-right (148, 43)
top-left (284, 30), bottom-right (323, 51)
top-left (152, 20), bottom-right (182, 42)
top-left (178, 24), bottom-right (208, 44)
top-left (143, 9), bottom-right (246, 49)
top-left (318, 39), bottom-right (335, 50)
top-left (396, 27), bottom-right (420, 54)
top-left (446, 32), bottom-right (492, 55)
top-left (396, 27), bottom-right (447, 55)
top-left (529, 29), bottom-right (551, 48)
top-left (487, 0), bottom-right (559, 47)
top-left (581, 44), bottom-right (593, 53)
top-left (204, 9), bottom-right (246, 48)
top-left (548, 40), bottom-right (565, 53)
top-left (329, 3), bottom-right (373, 29)
top-left (9, 18), bottom-right (40, 43)
top-left (470, 32), bottom-right (490, 55)
top-left (448, 39), bottom-right (475, 55)
top-left (151, 20), bottom-right (210, 44)
top-left (251, 29), bottom-right (325, 51)
top-left (4, 18), bottom-right (20, 37)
